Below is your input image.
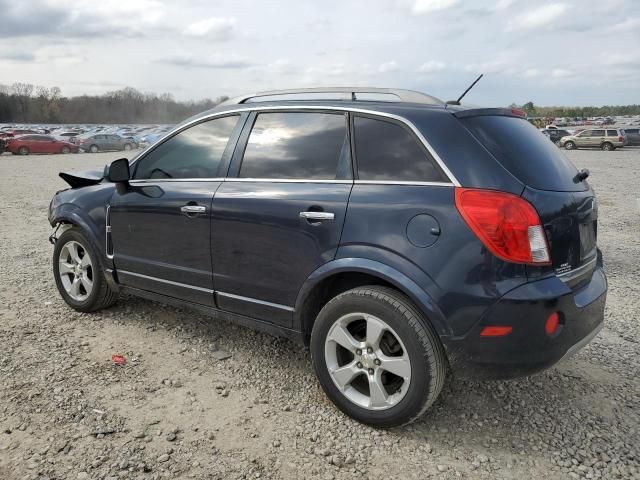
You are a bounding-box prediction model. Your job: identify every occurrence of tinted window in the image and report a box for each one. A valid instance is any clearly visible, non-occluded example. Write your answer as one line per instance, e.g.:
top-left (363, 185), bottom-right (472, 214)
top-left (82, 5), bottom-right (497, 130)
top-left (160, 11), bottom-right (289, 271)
top-left (461, 115), bottom-right (586, 192)
top-left (591, 130), bottom-right (605, 136)
top-left (578, 130), bottom-right (593, 137)
top-left (353, 116), bottom-right (446, 182)
top-left (607, 130), bottom-right (617, 136)
top-left (239, 112), bottom-right (347, 179)
top-left (134, 115), bottom-right (239, 180)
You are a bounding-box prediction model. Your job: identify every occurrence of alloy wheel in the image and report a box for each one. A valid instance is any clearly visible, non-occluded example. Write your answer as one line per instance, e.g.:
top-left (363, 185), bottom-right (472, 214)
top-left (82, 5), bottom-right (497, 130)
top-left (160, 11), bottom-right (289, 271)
top-left (58, 240), bottom-right (94, 301)
top-left (324, 312), bottom-right (411, 410)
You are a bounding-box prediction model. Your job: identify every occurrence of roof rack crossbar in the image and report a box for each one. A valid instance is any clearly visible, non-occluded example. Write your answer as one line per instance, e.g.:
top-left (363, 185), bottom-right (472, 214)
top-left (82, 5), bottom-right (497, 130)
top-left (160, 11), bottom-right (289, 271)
top-left (220, 87), bottom-right (444, 106)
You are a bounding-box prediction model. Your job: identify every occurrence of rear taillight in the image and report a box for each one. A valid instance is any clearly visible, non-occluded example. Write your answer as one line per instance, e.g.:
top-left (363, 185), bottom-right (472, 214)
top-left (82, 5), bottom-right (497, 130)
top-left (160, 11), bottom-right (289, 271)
top-left (455, 188), bottom-right (551, 265)
top-left (619, 136), bottom-right (624, 142)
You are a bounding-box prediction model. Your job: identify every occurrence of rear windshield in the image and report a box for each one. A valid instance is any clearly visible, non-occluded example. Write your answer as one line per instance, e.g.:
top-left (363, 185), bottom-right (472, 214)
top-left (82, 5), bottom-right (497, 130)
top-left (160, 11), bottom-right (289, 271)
top-left (460, 115), bottom-right (586, 192)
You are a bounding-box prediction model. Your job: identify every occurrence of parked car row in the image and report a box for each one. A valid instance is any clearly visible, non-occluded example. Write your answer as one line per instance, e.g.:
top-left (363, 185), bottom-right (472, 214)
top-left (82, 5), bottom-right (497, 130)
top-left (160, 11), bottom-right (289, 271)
top-left (540, 126), bottom-right (638, 151)
top-left (1, 123), bottom-right (174, 154)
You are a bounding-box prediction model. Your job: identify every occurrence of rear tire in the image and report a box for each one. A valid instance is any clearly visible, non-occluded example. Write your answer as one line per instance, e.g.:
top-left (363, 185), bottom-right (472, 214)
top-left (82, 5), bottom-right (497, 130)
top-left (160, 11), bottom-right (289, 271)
top-left (18, 146), bottom-right (29, 155)
top-left (311, 286), bottom-right (446, 427)
top-left (53, 227), bottom-right (118, 313)
top-left (601, 142), bottom-right (613, 151)
top-left (564, 141), bottom-right (576, 150)
top-left (61, 146), bottom-right (71, 154)
top-left (89, 144), bottom-right (99, 153)
top-left (123, 143), bottom-right (132, 151)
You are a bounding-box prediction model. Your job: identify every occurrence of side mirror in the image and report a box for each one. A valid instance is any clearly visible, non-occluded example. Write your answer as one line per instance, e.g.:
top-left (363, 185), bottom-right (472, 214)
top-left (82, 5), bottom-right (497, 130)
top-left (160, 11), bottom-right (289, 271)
top-left (104, 158), bottom-right (130, 183)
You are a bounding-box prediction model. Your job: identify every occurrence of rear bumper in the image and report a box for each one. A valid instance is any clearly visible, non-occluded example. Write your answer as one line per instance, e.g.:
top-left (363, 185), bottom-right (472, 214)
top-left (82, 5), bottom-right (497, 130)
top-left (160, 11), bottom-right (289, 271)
top-left (444, 265), bottom-right (607, 380)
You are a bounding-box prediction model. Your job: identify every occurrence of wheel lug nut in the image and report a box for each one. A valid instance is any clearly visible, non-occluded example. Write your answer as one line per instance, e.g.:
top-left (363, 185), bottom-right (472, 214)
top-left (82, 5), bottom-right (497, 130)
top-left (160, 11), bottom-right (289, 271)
top-left (367, 347), bottom-right (373, 354)
top-left (356, 362), bottom-right (363, 369)
top-left (356, 349), bottom-right (362, 356)
top-left (368, 368), bottom-right (374, 375)
top-left (374, 359), bottom-right (381, 366)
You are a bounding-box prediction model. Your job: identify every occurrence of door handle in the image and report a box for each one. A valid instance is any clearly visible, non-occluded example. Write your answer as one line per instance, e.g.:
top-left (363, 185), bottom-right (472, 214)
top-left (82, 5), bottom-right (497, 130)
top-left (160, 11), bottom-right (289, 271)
top-left (300, 211), bottom-right (334, 221)
top-left (181, 205), bottom-right (206, 214)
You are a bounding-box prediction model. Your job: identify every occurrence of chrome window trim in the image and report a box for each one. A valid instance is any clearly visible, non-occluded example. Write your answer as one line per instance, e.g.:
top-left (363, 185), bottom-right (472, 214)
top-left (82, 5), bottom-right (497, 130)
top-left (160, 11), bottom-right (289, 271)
top-left (128, 178), bottom-right (225, 184)
top-left (354, 180), bottom-right (453, 187)
top-left (132, 105), bottom-right (460, 186)
top-left (217, 291), bottom-right (295, 312)
top-left (225, 178), bottom-right (353, 184)
top-left (118, 270), bottom-right (214, 293)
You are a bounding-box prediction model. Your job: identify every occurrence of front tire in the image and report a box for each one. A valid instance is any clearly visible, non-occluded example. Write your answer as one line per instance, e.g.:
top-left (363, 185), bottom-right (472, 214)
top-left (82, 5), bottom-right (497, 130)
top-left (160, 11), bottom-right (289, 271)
top-left (18, 146), bottom-right (29, 155)
top-left (564, 141), bottom-right (576, 150)
top-left (311, 286), bottom-right (446, 427)
top-left (53, 228), bottom-right (118, 312)
top-left (89, 144), bottom-right (99, 153)
top-left (61, 146), bottom-right (71, 154)
top-left (123, 143), bottom-right (132, 151)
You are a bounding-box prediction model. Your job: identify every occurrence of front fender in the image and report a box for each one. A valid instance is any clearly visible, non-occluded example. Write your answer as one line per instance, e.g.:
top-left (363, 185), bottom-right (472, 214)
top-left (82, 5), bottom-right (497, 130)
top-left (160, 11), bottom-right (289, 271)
top-left (49, 203), bottom-right (108, 268)
top-left (293, 257), bottom-right (451, 336)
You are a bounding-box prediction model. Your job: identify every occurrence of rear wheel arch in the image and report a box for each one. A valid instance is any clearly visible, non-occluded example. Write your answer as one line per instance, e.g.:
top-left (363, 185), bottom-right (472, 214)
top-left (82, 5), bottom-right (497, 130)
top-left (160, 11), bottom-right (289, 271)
top-left (294, 260), bottom-right (451, 344)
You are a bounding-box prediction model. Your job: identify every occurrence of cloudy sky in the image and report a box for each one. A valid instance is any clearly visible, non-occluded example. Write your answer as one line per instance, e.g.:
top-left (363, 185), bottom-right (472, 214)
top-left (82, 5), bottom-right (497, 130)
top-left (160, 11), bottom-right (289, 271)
top-left (1, 0), bottom-right (638, 106)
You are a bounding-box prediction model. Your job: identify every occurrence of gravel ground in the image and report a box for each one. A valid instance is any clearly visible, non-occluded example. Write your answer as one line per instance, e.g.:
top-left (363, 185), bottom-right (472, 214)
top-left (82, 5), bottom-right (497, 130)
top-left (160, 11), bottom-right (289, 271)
top-left (0, 148), bottom-right (638, 480)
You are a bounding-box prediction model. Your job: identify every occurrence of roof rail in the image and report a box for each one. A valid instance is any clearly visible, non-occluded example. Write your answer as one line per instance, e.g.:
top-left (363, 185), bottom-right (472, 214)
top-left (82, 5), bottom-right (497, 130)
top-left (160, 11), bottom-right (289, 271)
top-left (219, 87), bottom-right (444, 106)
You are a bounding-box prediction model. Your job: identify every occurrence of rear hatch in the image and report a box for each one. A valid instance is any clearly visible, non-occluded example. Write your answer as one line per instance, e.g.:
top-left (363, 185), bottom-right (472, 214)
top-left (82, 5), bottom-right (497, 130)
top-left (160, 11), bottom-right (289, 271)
top-left (457, 110), bottom-right (598, 286)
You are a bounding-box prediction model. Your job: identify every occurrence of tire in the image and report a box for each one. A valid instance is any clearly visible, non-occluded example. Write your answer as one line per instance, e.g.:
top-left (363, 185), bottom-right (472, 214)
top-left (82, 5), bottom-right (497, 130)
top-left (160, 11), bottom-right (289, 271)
top-left (53, 227), bottom-right (118, 312)
top-left (564, 141), bottom-right (576, 150)
top-left (123, 143), bottom-right (132, 151)
top-left (601, 142), bottom-right (613, 151)
top-left (61, 146), bottom-right (71, 154)
top-left (310, 286), bottom-right (446, 427)
top-left (18, 146), bottom-right (29, 155)
top-left (89, 144), bottom-right (99, 153)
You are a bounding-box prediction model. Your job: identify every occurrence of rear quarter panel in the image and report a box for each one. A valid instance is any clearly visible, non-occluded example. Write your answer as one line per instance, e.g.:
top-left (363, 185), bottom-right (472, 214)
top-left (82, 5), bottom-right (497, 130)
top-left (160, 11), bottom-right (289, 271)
top-left (340, 184), bottom-right (529, 336)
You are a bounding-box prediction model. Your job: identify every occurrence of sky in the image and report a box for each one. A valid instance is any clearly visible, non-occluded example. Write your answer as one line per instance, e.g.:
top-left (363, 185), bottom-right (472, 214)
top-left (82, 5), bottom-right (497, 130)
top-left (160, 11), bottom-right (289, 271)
top-left (0, 0), bottom-right (639, 106)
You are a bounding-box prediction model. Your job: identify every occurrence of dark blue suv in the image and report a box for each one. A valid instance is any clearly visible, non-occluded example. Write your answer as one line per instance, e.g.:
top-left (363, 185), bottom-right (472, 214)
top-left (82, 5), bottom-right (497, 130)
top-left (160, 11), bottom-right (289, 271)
top-left (49, 88), bottom-right (607, 427)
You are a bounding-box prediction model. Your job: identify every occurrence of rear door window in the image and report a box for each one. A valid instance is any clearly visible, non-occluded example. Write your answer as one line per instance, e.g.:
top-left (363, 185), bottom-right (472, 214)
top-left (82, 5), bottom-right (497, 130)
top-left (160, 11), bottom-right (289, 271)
top-left (353, 116), bottom-right (446, 182)
top-left (239, 112), bottom-right (349, 180)
top-left (606, 130), bottom-right (617, 136)
top-left (460, 115), bottom-right (586, 192)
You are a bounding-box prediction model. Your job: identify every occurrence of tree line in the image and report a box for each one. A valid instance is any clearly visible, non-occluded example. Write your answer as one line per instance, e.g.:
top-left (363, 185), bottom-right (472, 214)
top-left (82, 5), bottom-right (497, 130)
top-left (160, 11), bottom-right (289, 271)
top-left (0, 83), bottom-right (229, 124)
top-left (1, 83), bottom-right (639, 124)
top-left (518, 101), bottom-right (640, 119)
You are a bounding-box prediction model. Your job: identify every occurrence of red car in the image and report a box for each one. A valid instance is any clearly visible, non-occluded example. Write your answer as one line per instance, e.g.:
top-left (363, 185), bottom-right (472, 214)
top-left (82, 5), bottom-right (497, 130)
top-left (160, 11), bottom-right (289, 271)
top-left (5, 135), bottom-right (79, 155)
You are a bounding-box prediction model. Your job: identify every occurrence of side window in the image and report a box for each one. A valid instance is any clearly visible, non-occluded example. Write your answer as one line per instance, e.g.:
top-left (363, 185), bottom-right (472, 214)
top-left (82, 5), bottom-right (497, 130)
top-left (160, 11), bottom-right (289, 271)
top-left (239, 112), bottom-right (348, 179)
top-left (606, 130), bottom-right (617, 136)
top-left (353, 116), bottom-right (446, 182)
top-left (591, 130), bottom-right (605, 136)
top-left (578, 130), bottom-right (592, 137)
top-left (134, 115), bottom-right (239, 180)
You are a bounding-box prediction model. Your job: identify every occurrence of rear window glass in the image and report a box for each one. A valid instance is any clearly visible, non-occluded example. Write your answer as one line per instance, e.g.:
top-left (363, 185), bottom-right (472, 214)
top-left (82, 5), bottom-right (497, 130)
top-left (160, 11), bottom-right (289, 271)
top-left (460, 115), bottom-right (586, 192)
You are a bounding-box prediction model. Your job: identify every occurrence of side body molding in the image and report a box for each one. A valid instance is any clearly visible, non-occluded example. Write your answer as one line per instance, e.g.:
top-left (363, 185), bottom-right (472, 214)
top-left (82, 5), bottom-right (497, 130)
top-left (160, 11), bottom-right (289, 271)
top-left (293, 257), bottom-right (451, 337)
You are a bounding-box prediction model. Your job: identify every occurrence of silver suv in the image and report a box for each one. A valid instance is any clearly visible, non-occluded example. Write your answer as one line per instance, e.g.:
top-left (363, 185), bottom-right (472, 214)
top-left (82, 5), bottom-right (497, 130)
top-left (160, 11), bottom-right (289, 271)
top-left (560, 128), bottom-right (625, 151)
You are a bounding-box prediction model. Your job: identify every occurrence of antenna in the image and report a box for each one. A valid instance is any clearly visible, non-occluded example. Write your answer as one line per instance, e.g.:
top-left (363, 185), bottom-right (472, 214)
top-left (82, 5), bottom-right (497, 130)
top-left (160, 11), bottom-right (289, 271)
top-left (446, 74), bottom-right (484, 105)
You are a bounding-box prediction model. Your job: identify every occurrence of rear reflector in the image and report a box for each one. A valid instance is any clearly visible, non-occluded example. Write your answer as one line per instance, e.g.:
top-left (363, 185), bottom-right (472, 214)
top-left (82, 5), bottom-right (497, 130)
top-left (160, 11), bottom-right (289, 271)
top-left (455, 188), bottom-right (551, 265)
top-left (545, 312), bottom-right (560, 336)
top-left (480, 326), bottom-right (513, 337)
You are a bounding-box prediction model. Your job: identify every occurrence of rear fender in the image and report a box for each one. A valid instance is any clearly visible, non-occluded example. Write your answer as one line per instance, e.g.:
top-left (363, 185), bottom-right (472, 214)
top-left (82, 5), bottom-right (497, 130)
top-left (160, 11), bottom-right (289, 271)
top-left (293, 257), bottom-right (451, 337)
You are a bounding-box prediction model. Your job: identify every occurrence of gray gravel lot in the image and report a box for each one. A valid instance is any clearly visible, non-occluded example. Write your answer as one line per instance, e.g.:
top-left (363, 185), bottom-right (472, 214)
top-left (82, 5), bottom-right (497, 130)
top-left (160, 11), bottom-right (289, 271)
top-left (0, 148), bottom-right (638, 480)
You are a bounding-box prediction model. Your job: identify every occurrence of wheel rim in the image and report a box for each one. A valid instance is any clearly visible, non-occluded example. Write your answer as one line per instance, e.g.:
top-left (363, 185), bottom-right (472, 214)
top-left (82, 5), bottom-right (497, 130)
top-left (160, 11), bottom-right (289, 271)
top-left (19, 147), bottom-right (28, 155)
top-left (58, 241), bottom-right (94, 301)
top-left (62, 147), bottom-right (70, 154)
top-left (566, 142), bottom-right (574, 149)
top-left (324, 312), bottom-right (411, 411)
top-left (90, 145), bottom-right (98, 153)
top-left (603, 143), bottom-right (611, 150)
top-left (124, 144), bottom-right (131, 150)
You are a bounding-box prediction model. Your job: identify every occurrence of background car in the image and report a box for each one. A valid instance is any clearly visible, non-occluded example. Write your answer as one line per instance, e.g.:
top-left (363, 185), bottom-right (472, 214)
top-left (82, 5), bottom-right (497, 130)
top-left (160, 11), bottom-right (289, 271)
top-left (542, 128), bottom-right (571, 144)
top-left (73, 133), bottom-right (135, 153)
top-left (560, 128), bottom-right (626, 150)
top-left (620, 128), bottom-right (640, 146)
top-left (5, 134), bottom-right (79, 155)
